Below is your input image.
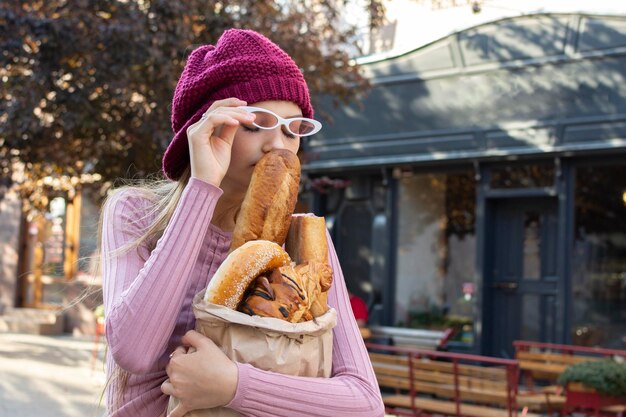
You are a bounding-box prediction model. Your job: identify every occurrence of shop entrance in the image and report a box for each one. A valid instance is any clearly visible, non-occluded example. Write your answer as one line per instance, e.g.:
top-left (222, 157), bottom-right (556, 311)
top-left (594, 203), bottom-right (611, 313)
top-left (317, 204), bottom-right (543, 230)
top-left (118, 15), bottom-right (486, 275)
top-left (484, 197), bottom-right (559, 358)
top-left (18, 191), bottom-right (82, 309)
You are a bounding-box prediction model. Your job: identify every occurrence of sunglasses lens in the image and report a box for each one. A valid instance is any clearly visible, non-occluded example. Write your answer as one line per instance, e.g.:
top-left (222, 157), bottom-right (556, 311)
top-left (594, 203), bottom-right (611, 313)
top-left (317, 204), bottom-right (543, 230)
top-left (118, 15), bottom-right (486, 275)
top-left (251, 110), bottom-right (278, 129)
top-left (290, 119), bottom-right (317, 136)
top-left (242, 107), bottom-right (320, 137)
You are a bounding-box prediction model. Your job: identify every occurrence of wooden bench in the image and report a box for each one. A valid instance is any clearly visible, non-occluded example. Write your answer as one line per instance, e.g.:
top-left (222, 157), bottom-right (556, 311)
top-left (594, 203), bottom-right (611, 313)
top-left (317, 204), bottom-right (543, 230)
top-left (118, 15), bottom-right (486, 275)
top-left (368, 325), bottom-right (453, 350)
top-left (366, 343), bottom-right (542, 417)
top-left (513, 340), bottom-right (626, 414)
top-left (514, 340), bottom-right (626, 387)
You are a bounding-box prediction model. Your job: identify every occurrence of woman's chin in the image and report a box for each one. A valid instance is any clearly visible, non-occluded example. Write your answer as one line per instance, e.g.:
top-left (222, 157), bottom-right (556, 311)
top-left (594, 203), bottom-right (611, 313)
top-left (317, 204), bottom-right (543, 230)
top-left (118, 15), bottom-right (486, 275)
top-left (231, 177), bottom-right (253, 194)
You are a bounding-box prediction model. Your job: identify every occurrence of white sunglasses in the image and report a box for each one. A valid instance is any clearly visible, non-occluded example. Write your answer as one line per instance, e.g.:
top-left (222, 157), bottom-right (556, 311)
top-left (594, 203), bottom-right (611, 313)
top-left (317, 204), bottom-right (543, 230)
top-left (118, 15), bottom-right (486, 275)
top-left (239, 106), bottom-right (322, 137)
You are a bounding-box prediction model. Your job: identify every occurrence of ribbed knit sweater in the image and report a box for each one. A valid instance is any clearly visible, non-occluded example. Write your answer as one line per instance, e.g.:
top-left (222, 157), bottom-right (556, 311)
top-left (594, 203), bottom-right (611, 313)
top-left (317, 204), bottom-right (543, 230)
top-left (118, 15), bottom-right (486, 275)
top-left (101, 177), bottom-right (384, 417)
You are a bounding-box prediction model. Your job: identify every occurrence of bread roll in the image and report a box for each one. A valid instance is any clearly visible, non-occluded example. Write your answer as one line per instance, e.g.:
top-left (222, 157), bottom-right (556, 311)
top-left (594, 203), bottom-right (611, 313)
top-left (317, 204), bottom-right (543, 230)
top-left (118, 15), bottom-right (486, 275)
top-left (204, 240), bottom-right (291, 309)
top-left (229, 149), bottom-right (301, 252)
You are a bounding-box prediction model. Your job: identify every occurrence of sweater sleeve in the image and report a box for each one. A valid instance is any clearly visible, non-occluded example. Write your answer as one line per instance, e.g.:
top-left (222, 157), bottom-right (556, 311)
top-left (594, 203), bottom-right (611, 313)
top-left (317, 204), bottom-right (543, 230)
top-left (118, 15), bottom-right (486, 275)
top-left (102, 178), bottom-right (223, 374)
top-left (226, 230), bottom-right (384, 417)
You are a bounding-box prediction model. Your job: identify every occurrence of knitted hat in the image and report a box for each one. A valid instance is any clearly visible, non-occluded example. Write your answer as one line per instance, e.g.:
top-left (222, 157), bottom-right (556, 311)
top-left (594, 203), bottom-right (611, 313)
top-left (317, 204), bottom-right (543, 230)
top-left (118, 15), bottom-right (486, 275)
top-left (162, 28), bottom-right (313, 180)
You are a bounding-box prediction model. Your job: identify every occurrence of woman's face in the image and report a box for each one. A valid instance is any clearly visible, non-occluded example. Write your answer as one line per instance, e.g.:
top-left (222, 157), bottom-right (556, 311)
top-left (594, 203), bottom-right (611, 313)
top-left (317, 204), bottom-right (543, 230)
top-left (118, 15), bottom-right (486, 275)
top-left (221, 100), bottom-right (302, 193)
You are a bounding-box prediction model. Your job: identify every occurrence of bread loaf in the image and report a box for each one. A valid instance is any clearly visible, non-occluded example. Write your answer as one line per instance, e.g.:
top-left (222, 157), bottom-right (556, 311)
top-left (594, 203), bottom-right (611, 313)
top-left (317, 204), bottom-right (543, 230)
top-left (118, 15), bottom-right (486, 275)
top-left (285, 216), bottom-right (328, 267)
top-left (229, 149), bottom-right (301, 252)
top-left (285, 216), bottom-right (333, 317)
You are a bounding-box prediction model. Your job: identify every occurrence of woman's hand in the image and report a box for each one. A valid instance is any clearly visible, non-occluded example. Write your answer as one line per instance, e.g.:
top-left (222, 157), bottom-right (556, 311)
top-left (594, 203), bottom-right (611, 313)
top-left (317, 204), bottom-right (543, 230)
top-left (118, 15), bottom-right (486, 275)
top-left (161, 330), bottom-right (238, 417)
top-left (187, 98), bottom-right (255, 186)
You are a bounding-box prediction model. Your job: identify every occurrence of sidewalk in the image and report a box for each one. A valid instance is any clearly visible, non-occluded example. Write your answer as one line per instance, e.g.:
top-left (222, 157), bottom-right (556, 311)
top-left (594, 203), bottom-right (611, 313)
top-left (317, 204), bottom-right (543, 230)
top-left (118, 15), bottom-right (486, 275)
top-left (0, 332), bottom-right (107, 417)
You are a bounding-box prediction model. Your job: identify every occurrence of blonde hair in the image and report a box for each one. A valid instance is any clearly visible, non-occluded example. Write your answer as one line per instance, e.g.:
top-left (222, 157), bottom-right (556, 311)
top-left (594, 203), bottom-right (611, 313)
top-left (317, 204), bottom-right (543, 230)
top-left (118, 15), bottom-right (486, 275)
top-left (93, 166), bottom-right (192, 412)
top-left (99, 167), bottom-right (191, 257)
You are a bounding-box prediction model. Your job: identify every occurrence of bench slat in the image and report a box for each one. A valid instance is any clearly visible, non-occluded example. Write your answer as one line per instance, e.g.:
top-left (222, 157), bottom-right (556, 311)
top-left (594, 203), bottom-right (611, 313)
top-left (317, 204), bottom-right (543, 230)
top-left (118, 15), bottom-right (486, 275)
top-left (411, 381), bottom-right (515, 405)
top-left (411, 367), bottom-right (507, 391)
top-left (517, 360), bottom-right (566, 378)
top-left (370, 348), bottom-right (551, 416)
top-left (376, 369), bottom-right (514, 404)
top-left (375, 375), bottom-right (410, 390)
top-left (371, 353), bottom-right (508, 392)
top-left (374, 363), bottom-right (504, 391)
top-left (383, 395), bottom-right (542, 417)
top-left (413, 371), bottom-right (504, 391)
top-left (372, 353), bottom-right (517, 408)
top-left (368, 352), bottom-right (409, 366)
top-left (516, 350), bottom-right (598, 365)
top-left (412, 359), bottom-right (507, 379)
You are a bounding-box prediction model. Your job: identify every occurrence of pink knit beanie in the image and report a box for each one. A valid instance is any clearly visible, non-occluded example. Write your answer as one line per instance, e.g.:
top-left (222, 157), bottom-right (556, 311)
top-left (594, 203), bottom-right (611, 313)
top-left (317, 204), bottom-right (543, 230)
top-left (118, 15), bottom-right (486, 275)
top-left (162, 28), bottom-right (313, 180)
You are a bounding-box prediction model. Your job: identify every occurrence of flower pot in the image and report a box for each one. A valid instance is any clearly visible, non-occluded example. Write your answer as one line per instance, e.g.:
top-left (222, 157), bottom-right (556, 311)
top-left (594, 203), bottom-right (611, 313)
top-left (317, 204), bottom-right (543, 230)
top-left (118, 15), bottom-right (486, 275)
top-left (566, 382), bottom-right (626, 408)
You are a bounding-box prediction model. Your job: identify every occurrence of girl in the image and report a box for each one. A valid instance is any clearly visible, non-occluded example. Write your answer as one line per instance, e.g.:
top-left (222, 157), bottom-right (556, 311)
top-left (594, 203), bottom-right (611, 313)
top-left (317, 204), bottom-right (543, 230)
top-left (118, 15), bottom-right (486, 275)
top-left (101, 28), bottom-right (384, 417)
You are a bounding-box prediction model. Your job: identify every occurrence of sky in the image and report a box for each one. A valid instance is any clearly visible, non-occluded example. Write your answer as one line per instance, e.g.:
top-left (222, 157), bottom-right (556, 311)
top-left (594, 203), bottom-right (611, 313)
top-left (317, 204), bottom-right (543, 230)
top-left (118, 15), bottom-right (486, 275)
top-left (347, 0), bottom-right (626, 62)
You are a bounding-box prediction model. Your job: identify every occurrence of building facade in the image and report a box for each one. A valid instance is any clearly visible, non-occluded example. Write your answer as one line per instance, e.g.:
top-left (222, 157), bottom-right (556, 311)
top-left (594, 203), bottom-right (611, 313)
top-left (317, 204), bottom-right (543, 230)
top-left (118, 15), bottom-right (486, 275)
top-left (305, 13), bottom-right (626, 356)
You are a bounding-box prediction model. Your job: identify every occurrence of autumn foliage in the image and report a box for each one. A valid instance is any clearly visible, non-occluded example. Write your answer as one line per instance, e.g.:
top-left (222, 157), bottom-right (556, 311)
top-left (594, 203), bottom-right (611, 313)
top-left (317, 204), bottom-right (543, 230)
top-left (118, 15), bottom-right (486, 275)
top-left (1, 0), bottom-right (383, 211)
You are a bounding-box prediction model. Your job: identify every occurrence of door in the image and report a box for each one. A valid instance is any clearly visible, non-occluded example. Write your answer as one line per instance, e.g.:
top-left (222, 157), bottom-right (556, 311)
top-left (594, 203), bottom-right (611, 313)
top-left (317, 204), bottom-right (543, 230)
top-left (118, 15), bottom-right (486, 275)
top-left (485, 197), bottom-right (559, 357)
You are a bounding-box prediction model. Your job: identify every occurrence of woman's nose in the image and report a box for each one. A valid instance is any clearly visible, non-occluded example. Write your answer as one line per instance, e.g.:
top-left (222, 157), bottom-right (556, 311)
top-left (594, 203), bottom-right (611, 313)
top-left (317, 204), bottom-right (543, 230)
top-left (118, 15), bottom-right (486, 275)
top-left (261, 129), bottom-right (287, 152)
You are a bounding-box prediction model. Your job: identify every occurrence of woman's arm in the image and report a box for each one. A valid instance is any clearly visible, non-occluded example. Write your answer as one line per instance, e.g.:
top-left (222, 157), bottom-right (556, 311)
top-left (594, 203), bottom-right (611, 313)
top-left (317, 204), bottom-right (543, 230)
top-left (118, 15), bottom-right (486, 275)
top-left (224, 231), bottom-right (384, 416)
top-left (102, 178), bottom-right (223, 373)
top-left (164, 230), bottom-right (384, 416)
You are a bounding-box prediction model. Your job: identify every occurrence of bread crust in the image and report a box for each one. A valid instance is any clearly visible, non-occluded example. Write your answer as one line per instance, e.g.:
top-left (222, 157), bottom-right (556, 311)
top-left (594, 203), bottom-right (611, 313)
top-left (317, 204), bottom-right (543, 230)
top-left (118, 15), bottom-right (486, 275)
top-left (285, 216), bottom-right (329, 266)
top-left (204, 240), bottom-right (291, 309)
top-left (230, 150), bottom-right (301, 252)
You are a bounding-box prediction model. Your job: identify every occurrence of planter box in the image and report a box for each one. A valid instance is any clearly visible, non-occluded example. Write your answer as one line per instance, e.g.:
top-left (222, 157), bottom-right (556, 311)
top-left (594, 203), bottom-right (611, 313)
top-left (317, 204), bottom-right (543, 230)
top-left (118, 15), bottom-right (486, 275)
top-left (566, 382), bottom-right (626, 408)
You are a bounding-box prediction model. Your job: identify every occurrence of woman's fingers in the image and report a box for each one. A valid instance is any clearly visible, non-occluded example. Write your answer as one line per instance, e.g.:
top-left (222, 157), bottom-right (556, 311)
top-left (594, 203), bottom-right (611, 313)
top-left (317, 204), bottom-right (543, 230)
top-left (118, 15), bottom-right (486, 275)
top-left (206, 97), bottom-right (246, 113)
top-left (187, 110), bottom-right (247, 136)
top-left (161, 379), bottom-right (174, 396)
top-left (161, 380), bottom-right (188, 417)
top-left (162, 331), bottom-right (238, 411)
top-left (180, 329), bottom-right (214, 350)
top-left (169, 346), bottom-right (187, 359)
top-left (186, 97), bottom-right (253, 185)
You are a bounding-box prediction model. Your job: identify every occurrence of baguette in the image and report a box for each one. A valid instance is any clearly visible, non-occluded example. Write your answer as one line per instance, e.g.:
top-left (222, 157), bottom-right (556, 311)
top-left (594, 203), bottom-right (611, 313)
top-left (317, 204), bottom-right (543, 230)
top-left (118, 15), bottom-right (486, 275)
top-left (229, 149), bottom-right (301, 252)
top-left (285, 216), bottom-right (333, 317)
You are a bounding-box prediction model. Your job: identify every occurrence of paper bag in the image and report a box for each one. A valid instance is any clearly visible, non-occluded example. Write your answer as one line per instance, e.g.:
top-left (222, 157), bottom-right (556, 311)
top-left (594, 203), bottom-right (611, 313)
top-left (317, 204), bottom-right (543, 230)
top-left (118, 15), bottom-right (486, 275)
top-left (167, 290), bottom-right (337, 417)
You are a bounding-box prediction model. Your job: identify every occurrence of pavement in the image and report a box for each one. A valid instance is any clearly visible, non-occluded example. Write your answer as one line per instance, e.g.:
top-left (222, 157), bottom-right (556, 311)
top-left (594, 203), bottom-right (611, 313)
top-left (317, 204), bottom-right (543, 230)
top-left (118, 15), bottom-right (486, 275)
top-left (0, 332), bottom-right (399, 417)
top-left (0, 332), bottom-right (107, 417)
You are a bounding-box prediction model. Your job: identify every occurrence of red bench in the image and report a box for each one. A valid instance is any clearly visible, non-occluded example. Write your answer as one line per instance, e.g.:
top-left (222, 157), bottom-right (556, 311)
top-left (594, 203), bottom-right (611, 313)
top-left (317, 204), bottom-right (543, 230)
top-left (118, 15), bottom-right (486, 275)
top-left (367, 343), bottom-right (542, 417)
top-left (514, 340), bottom-right (626, 386)
top-left (514, 340), bottom-right (626, 416)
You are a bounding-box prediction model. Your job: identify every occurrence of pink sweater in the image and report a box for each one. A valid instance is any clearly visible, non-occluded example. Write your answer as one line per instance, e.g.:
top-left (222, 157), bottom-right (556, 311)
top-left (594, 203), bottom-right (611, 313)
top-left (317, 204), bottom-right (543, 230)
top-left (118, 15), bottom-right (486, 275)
top-left (102, 177), bottom-right (384, 417)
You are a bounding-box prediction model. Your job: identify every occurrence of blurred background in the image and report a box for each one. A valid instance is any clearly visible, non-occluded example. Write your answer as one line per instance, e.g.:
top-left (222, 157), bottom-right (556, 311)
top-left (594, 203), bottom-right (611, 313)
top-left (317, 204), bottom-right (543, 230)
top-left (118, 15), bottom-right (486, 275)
top-left (1, 0), bottom-right (625, 387)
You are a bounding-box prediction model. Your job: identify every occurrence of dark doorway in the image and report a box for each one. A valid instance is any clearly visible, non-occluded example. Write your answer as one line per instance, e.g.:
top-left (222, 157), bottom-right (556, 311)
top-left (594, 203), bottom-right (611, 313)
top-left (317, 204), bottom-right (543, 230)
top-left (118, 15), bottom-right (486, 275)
top-left (484, 197), bottom-right (559, 357)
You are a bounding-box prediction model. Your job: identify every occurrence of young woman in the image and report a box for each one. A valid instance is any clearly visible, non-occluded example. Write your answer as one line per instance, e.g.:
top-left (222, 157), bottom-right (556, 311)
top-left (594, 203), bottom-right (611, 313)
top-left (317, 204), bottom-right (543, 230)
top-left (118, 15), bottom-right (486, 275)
top-left (101, 28), bottom-right (384, 417)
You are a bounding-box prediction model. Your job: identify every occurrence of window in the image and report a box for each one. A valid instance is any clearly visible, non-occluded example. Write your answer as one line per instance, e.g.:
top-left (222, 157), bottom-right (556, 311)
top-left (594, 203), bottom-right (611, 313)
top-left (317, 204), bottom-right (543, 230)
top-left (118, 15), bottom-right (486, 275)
top-left (573, 164), bottom-right (626, 348)
top-left (395, 171), bottom-right (477, 346)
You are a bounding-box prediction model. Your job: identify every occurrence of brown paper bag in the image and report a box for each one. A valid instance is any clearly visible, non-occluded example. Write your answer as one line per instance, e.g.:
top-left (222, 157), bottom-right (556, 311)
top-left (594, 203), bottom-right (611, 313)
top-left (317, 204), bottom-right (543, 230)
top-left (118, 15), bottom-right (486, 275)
top-left (167, 290), bottom-right (337, 417)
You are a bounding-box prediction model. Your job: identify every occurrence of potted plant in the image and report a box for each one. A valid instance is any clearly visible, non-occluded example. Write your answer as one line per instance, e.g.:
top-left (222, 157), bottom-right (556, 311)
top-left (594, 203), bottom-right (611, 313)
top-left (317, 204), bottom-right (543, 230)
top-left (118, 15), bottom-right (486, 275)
top-left (94, 304), bottom-right (105, 334)
top-left (557, 359), bottom-right (626, 408)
